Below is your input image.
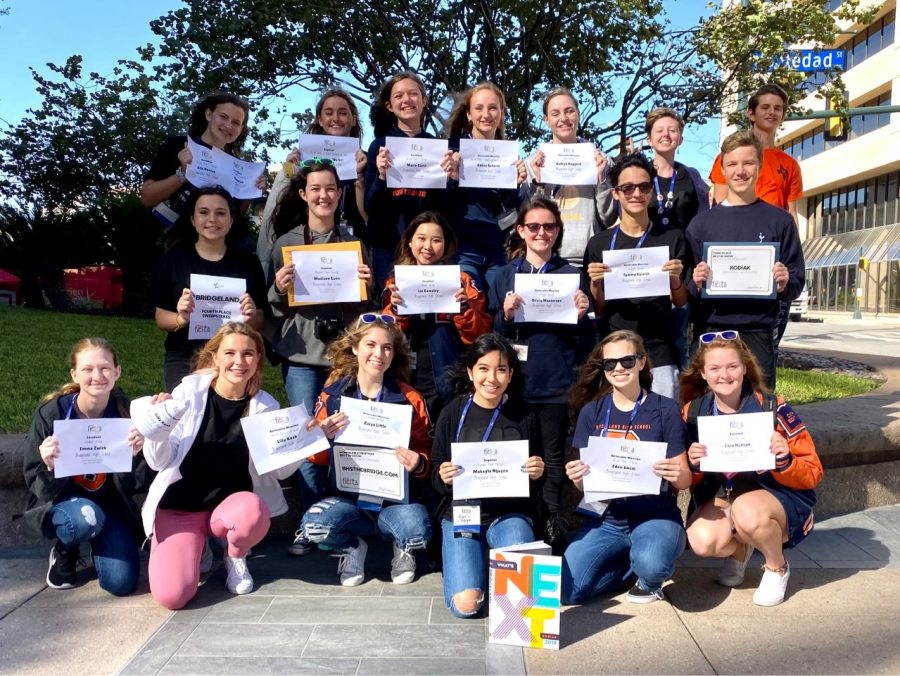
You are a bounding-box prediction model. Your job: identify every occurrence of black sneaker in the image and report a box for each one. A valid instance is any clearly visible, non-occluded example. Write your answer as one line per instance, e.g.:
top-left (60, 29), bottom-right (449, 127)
top-left (47, 542), bottom-right (77, 589)
top-left (625, 582), bottom-right (665, 604)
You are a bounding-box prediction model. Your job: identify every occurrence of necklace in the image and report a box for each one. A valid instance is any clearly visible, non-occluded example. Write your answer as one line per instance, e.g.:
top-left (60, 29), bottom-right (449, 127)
top-left (214, 384), bottom-right (247, 401)
top-left (653, 172), bottom-right (677, 226)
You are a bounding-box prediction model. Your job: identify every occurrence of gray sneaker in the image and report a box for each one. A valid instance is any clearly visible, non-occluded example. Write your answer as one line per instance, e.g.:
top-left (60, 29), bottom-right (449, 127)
top-left (224, 555), bottom-right (253, 595)
top-left (390, 543), bottom-right (417, 584)
top-left (334, 537), bottom-right (367, 587)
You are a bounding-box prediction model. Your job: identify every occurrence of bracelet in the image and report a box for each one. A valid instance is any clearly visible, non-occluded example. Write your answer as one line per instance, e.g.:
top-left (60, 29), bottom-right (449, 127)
top-left (174, 167), bottom-right (185, 181)
top-left (172, 314), bottom-right (185, 332)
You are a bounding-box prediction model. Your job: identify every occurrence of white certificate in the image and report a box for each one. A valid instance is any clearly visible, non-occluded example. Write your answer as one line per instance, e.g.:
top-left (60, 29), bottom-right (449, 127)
top-left (451, 439), bottom-right (530, 500)
top-left (240, 405), bottom-right (330, 475)
top-left (188, 274), bottom-right (245, 340)
top-left (538, 142), bottom-right (597, 186)
top-left (513, 273), bottom-right (580, 324)
top-left (52, 418), bottom-right (133, 478)
top-left (333, 445), bottom-right (407, 503)
top-left (298, 134), bottom-right (359, 181)
top-left (703, 243), bottom-right (778, 298)
top-left (336, 398), bottom-right (412, 450)
top-left (385, 137), bottom-right (449, 189)
top-left (602, 246), bottom-right (671, 300)
top-left (394, 264), bottom-right (461, 315)
top-left (185, 137), bottom-right (266, 199)
top-left (458, 138), bottom-right (519, 189)
top-left (290, 249), bottom-right (361, 304)
top-left (698, 411), bottom-right (776, 473)
top-left (581, 436), bottom-right (666, 497)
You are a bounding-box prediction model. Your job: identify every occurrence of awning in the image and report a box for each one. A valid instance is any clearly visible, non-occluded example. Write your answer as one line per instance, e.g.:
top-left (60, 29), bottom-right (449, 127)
top-left (803, 223), bottom-right (900, 268)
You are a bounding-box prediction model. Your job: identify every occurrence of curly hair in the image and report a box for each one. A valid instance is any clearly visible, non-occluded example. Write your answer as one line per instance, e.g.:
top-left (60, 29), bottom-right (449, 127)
top-left (445, 82), bottom-right (507, 140)
top-left (570, 330), bottom-right (653, 416)
top-left (324, 317), bottom-right (411, 386)
top-left (269, 162), bottom-right (342, 242)
top-left (394, 211), bottom-right (458, 266)
top-left (370, 71), bottom-right (429, 137)
top-left (445, 333), bottom-right (525, 406)
top-left (191, 322), bottom-right (265, 398)
top-left (680, 334), bottom-right (768, 405)
top-left (506, 197), bottom-right (565, 261)
top-left (307, 88), bottom-right (363, 139)
top-left (188, 92), bottom-right (251, 156)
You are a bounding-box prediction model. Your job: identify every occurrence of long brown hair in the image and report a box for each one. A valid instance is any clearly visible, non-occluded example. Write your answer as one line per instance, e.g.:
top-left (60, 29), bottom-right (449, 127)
top-left (394, 211), bottom-right (458, 266)
top-left (570, 330), bottom-right (653, 416)
top-left (680, 334), bottom-right (767, 405)
top-left (191, 322), bottom-right (265, 398)
top-left (445, 82), bottom-right (507, 140)
top-left (325, 317), bottom-right (411, 386)
top-left (188, 92), bottom-right (251, 156)
top-left (269, 162), bottom-right (342, 242)
top-left (370, 71), bottom-right (429, 137)
top-left (42, 338), bottom-right (128, 416)
top-left (307, 88), bottom-right (363, 139)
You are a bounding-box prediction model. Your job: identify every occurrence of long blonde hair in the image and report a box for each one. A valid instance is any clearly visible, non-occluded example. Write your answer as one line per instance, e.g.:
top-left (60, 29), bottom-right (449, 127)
top-left (41, 337), bottom-right (127, 415)
top-left (325, 317), bottom-right (411, 386)
top-left (191, 322), bottom-right (265, 398)
top-left (445, 82), bottom-right (508, 139)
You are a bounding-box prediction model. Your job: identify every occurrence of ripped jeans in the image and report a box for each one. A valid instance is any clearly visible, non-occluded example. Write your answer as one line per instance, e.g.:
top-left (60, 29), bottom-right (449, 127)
top-left (301, 495), bottom-right (432, 552)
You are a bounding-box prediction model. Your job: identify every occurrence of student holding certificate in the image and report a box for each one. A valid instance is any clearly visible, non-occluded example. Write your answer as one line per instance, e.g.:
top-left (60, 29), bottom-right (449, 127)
top-left (681, 331), bottom-right (822, 607)
top-left (383, 211), bottom-right (492, 419)
top-left (489, 198), bottom-right (594, 542)
top-left (142, 92), bottom-right (265, 228)
top-left (583, 152), bottom-right (690, 399)
top-left (522, 87), bottom-right (616, 266)
top-left (298, 315), bottom-right (432, 587)
top-left (444, 82), bottom-right (527, 292)
top-left (153, 186), bottom-right (267, 391)
top-left (365, 71), bottom-right (458, 288)
top-left (563, 330), bottom-right (691, 605)
top-left (22, 338), bottom-right (146, 595)
top-left (258, 89), bottom-right (368, 276)
top-left (431, 334), bottom-right (545, 618)
top-left (142, 323), bottom-right (300, 609)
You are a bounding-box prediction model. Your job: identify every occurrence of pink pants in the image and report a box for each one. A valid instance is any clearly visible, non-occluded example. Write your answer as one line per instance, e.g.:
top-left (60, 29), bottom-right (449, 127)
top-left (149, 491), bottom-right (271, 610)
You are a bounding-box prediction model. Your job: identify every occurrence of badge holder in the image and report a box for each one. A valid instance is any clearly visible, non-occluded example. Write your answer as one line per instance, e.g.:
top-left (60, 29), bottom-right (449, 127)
top-left (453, 500), bottom-right (481, 538)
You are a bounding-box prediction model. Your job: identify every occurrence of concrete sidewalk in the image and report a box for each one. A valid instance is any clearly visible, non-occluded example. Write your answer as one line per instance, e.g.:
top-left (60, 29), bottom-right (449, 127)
top-left (1, 504), bottom-right (898, 675)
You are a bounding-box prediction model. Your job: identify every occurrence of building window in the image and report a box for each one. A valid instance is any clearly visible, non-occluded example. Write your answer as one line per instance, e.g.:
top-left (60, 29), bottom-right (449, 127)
top-left (811, 170), bottom-right (900, 237)
top-left (844, 10), bottom-right (895, 70)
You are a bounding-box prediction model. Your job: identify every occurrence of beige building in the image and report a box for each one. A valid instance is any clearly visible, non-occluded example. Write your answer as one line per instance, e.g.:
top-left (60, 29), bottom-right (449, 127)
top-left (777, 0), bottom-right (898, 315)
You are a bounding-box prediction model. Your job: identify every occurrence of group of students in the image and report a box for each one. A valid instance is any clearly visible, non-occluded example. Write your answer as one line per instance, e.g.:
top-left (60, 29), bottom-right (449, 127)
top-left (23, 72), bottom-right (821, 616)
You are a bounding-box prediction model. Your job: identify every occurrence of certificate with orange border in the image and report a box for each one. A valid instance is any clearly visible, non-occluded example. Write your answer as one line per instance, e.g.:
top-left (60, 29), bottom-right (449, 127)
top-left (282, 241), bottom-right (368, 307)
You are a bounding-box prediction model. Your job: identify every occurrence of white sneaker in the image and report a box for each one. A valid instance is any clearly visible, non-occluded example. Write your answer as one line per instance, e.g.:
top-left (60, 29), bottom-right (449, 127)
top-left (753, 562), bottom-right (790, 607)
top-left (199, 539), bottom-right (214, 575)
top-left (717, 543), bottom-right (755, 587)
top-left (334, 537), bottom-right (367, 587)
top-left (390, 543), bottom-right (416, 584)
top-left (224, 555), bottom-right (254, 595)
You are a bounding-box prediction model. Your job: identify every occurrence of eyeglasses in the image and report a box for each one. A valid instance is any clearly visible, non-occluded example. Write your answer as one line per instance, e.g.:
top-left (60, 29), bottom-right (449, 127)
top-left (613, 182), bottom-right (653, 195)
top-left (699, 330), bottom-right (740, 344)
top-left (521, 222), bottom-right (560, 234)
top-left (300, 157), bottom-right (335, 168)
top-left (601, 353), bottom-right (644, 372)
top-left (356, 313), bottom-right (397, 329)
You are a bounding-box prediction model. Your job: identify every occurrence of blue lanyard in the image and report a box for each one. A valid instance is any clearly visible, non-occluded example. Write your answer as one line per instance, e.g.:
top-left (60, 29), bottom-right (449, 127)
top-left (355, 386), bottom-right (383, 402)
top-left (514, 257), bottom-right (549, 274)
top-left (609, 225), bottom-right (650, 251)
top-left (455, 394), bottom-right (502, 443)
top-left (653, 172), bottom-right (677, 225)
top-left (599, 390), bottom-right (646, 437)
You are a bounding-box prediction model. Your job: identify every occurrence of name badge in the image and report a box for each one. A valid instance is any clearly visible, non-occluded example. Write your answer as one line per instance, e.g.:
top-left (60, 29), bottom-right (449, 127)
top-left (453, 504), bottom-right (481, 535)
top-left (512, 343), bottom-right (528, 362)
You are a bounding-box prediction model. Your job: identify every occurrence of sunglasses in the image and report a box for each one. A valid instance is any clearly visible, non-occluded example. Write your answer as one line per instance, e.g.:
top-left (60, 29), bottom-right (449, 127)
top-left (602, 353), bottom-right (644, 372)
top-left (699, 330), bottom-right (740, 344)
top-left (300, 156), bottom-right (336, 168)
top-left (613, 182), bottom-right (653, 195)
top-left (521, 222), bottom-right (560, 234)
top-left (356, 313), bottom-right (397, 329)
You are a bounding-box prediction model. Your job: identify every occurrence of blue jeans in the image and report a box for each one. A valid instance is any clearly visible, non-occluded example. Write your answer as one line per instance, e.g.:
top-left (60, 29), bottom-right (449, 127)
top-left (562, 515), bottom-right (685, 605)
top-left (372, 247), bottom-right (396, 295)
top-left (650, 364), bottom-right (680, 400)
top-left (301, 495), bottom-right (432, 551)
top-left (670, 303), bottom-right (690, 369)
top-left (441, 514), bottom-right (535, 618)
top-left (457, 249), bottom-right (507, 297)
top-left (281, 363), bottom-right (327, 413)
top-left (43, 496), bottom-right (140, 596)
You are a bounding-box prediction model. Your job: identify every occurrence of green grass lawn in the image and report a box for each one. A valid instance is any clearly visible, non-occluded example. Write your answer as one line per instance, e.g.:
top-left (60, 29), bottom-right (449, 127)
top-left (0, 305), bottom-right (882, 433)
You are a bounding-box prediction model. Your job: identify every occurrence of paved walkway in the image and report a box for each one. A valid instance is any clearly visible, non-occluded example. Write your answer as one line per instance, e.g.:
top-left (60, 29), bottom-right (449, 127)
top-left (1, 504), bottom-right (898, 675)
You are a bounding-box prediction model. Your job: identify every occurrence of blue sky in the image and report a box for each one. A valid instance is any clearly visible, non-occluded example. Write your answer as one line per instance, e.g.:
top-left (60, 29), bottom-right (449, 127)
top-left (0, 1), bottom-right (722, 173)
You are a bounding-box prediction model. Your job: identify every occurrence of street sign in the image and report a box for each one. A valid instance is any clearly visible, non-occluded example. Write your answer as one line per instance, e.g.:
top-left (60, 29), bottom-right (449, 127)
top-left (768, 49), bottom-right (845, 72)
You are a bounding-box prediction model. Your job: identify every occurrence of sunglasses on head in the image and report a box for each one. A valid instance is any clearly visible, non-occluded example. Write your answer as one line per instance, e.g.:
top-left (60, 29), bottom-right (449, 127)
top-left (613, 182), bottom-right (653, 195)
top-left (356, 313), bottom-right (397, 329)
top-left (521, 222), bottom-right (559, 234)
top-left (699, 330), bottom-right (740, 344)
top-left (300, 156), bottom-right (336, 168)
top-left (602, 353), bottom-right (644, 372)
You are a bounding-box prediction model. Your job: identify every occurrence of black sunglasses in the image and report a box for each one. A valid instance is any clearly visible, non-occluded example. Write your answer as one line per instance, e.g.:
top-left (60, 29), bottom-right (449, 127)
top-left (602, 353), bottom-right (644, 372)
top-left (613, 182), bottom-right (653, 195)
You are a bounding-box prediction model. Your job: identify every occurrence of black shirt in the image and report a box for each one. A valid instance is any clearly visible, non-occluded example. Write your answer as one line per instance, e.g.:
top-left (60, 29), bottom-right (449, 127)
top-left (159, 390), bottom-right (252, 512)
top-left (647, 162), bottom-right (701, 233)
